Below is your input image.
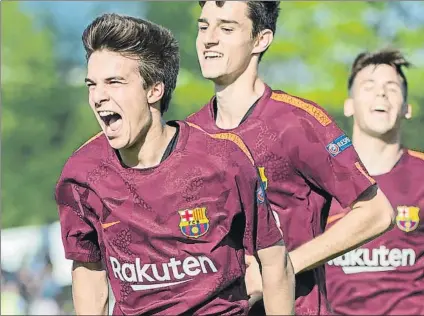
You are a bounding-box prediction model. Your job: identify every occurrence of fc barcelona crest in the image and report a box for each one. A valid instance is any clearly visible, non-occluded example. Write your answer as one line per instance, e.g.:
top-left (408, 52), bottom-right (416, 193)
top-left (178, 207), bottom-right (210, 238)
top-left (396, 206), bottom-right (420, 233)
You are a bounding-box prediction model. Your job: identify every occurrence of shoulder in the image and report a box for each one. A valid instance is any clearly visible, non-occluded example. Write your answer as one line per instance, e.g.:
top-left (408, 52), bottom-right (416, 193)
top-left (186, 122), bottom-right (255, 178)
top-left (58, 132), bottom-right (109, 183)
top-left (406, 149), bottom-right (424, 168)
top-left (266, 89), bottom-right (333, 128)
top-left (186, 121), bottom-right (255, 167)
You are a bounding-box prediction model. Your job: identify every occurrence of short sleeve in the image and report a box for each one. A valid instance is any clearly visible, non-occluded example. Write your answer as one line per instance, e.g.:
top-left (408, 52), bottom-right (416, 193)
top-left (235, 164), bottom-right (283, 255)
top-left (286, 115), bottom-right (376, 209)
top-left (326, 198), bottom-right (349, 229)
top-left (55, 178), bottom-right (101, 263)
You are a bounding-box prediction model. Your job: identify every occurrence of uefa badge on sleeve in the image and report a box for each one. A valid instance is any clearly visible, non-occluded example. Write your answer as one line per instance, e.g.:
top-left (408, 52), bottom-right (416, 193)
top-left (256, 185), bottom-right (265, 204)
top-left (326, 134), bottom-right (353, 157)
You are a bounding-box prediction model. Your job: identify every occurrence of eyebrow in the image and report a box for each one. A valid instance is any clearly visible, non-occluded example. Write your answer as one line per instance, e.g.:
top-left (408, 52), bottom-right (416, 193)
top-left (84, 76), bottom-right (126, 83)
top-left (385, 80), bottom-right (401, 86)
top-left (360, 79), bottom-right (400, 86)
top-left (197, 18), bottom-right (240, 25)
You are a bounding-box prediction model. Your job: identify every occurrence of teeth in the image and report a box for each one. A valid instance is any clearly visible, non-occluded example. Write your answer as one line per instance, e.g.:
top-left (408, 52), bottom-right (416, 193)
top-left (205, 52), bottom-right (223, 59)
top-left (99, 111), bottom-right (115, 117)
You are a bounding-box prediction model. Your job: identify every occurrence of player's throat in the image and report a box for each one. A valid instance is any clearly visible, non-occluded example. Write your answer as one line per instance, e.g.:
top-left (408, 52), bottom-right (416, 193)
top-left (213, 98), bottom-right (259, 126)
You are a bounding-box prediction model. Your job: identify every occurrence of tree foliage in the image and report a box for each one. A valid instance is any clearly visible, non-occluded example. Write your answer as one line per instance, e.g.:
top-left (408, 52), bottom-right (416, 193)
top-left (2, 2), bottom-right (423, 228)
top-left (2, 2), bottom-right (97, 227)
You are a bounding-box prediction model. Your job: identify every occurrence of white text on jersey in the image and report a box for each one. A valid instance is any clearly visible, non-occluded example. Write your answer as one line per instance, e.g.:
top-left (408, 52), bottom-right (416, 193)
top-left (109, 255), bottom-right (218, 291)
top-left (327, 246), bottom-right (416, 274)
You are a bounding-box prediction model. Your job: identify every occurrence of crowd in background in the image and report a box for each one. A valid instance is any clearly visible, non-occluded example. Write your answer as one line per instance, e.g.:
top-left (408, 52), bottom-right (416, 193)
top-left (1, 255), bottom-right (73, 315)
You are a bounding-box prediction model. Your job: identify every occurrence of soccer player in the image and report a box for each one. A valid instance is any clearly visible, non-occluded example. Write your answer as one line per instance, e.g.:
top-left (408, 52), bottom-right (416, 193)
top-left (186, 1), bottom-right (395, 314)
top-left (55, 13), bottom-right (295, 316)
top-left (325, 50), bottom-right (424, 315)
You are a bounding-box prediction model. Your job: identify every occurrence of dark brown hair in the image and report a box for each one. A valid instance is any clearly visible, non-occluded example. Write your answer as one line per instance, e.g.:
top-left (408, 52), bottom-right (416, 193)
top-left (348, 49), bottom-right (411, 101)
top-left (82, 13), bottom-right (180, 114)
top-left (199, 1), bottom-right (280, 60)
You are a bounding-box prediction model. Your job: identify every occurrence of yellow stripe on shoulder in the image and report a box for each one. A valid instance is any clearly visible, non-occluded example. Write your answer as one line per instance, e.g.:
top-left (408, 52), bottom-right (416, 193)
top-left (187, 122), bottom-right (255, 165)
top-left (186, 112), bottom-right (196, 120)
top-left (408, 149), bottom-right (424, 161)
top-left (270, 92), bottom-right (332, 126)
top-left (76, 132), bottom-right (103, 153)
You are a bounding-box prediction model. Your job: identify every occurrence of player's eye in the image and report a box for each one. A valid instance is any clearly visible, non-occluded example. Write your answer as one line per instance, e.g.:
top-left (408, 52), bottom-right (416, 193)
top-left (198, 25), bottom-right (208, 31)
top-left (109, 80), bottom-right (122, 85)
top-left (85, 82), bottom-right (95, 88)
top-left (221, 27), bottom-right (233, 33)
top-left (363, 84), bottom-right (374, 91)
top-left (386, 85), bottom-right (400, 93)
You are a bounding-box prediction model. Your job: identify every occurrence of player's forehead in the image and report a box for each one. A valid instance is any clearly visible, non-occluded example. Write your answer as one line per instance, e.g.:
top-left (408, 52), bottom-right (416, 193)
top-left (355, 64), bottom-right (402, 86)
top-left (199, 1), bottom-right (251, 26)
top-left (86, 50), bottom-right (140, 81)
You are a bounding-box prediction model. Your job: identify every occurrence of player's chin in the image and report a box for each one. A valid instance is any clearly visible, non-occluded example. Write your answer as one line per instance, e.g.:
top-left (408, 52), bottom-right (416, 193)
top-left (104, 128), bottom-right (130, 150)
top-left (203, 72), bottom-right (229, 86)
top-left (201, 67), bottom-right (222, 79)
top-left (107, 137), bottom-right (129, 150)
top-left (201, 71), bottom-right (219, 80)
top-left (367, 125), bottom-right (393, 137)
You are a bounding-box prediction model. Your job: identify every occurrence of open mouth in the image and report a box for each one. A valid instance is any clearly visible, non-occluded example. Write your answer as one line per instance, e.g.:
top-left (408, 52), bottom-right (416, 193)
top-left (204, 52), bottom-right (223, 60)
top-left (98, 111), bottom-right (123, 133)
top-left (373, 109), bottom-right (387, 113)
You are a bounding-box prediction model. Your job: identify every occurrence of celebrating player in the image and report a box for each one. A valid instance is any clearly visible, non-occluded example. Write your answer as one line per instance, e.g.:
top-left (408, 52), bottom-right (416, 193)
top-left (186, 1), bottom-right (395, 314)
top-left (325, 49), bottom-right (424, 315)
top-left (55, 13), bottom-right (295, 315)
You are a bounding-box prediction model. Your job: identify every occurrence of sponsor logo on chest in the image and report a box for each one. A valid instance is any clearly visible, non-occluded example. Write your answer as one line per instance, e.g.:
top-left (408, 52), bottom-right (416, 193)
top-left (327, 246), bottom-right (416, 274)
top-left (109, 255), bottom-right (218, 291)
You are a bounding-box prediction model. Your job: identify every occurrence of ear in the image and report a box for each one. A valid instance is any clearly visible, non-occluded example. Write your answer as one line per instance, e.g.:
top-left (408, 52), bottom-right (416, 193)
top-left (344, 98), bottom-right (355, 117)
top-left (252, 29), bottom-right (274, 55)
top-left (404, 103), bottom-right (412, 119)
top-left (147, 82), bottom-right (165, 105)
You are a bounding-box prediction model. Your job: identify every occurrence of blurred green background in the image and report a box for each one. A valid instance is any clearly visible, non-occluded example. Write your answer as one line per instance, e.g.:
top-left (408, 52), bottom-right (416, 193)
top-left (2, 2), bottom-right (424, 314)
top-left (2, 1), bottom-right (424, 228)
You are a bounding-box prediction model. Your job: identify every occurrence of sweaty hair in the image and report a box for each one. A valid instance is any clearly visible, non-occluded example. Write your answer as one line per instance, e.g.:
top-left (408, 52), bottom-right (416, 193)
top-left (348, 49), bottom-right (411, 101)
top-left (199, 1), bottom-right (280, 60)
top-left (82, 13), bottom-right (180, 114)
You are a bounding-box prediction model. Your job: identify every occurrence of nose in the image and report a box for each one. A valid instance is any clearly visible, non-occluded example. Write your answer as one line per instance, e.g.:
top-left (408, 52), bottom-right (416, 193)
top-left (91, 86), bottom-right (110, 108)
top-left (203, 28), bottom-right (219, 49)
top-left (377, 85), bottom-right (387, 98)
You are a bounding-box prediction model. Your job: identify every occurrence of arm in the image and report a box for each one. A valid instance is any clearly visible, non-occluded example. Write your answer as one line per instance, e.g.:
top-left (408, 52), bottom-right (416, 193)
top-left (237, 169), bottom-right (295, 314)
top-left (225, 135), bottom-right (295, 313)
top-left (245, 255), bottom-right (263, 306)
top-left (55, 175), bottom-right (106, 314)
top-left (257, 242), bottom-right (295, 315)
top-left (290, 185), bottom-right (394, 274)
top-left (285, 116), bottom-right (395, 274)
top-left (72, 261), bottom-right (109, 315)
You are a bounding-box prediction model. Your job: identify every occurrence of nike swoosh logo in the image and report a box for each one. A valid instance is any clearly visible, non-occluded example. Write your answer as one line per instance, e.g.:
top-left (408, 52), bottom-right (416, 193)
top-left (326, 212), bottom-right (347, 225)
top-left (101, 221), bottom-right (120, 229)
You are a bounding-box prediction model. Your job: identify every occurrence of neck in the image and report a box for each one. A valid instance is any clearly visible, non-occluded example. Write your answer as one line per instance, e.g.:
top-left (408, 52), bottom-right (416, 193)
top-left (214, 61), bottom-right (265, 129)
top-left (119, 113), bottom-right (176, 169)
top-left (352, 124), bottom-right (403, 176)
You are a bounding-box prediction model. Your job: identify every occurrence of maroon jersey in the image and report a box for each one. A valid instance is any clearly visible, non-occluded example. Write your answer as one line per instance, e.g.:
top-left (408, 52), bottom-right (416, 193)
top-left (326, 149), bottom-right (424, 315)
top-left (55, 121), bottom-right (282, 316)
top-left (186, 85), bottom-right (375, 315)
